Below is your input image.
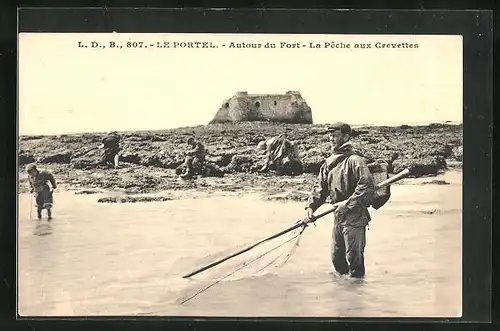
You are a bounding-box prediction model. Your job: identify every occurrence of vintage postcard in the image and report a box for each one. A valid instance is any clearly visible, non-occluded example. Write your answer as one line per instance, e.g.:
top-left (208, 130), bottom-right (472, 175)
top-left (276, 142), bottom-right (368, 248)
top-left (18, 31), bottom-right (464, 318)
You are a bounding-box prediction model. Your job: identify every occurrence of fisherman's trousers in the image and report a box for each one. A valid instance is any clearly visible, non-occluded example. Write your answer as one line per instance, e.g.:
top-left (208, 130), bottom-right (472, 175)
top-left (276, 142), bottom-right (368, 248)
top-left (102, 147), bottom-right (119, 165)
top-left (331, 220), bottom-right (366, 278)
top-left (35, 188), bottom-right (53, 210)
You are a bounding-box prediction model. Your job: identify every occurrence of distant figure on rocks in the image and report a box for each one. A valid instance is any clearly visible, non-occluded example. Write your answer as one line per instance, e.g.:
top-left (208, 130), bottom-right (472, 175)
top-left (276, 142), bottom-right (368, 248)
top-left (26, 163), bottom-right (57, 222)
top-left (257, 134), bottom-right (303, 175)
top-left (180, 137), bottom-right (206, 179)
top-left (99, 131), bottom-right (121, 169)
top-left (304, 122), bottom-right (375, 279)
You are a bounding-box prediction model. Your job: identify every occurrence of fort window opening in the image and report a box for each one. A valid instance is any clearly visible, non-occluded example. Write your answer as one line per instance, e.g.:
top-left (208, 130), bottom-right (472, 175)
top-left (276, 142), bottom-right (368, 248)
top-left (274, 100), bottom-right (277, 106)
top-left (255, 101), bottom-right (261, 107)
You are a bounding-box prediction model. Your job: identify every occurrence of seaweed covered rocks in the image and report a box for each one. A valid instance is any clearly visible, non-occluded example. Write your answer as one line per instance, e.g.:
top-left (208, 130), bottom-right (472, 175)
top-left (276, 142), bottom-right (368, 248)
top-left (18, 122), bottom-right (462, 193)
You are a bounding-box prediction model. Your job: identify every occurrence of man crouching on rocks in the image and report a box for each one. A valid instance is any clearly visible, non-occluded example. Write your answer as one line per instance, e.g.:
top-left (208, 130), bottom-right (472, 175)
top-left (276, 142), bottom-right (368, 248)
top-left (26, 164), bottom-right (57, 222)
top-left (304, 122), bottom-right (375, 278)
top-left (257, 134), bottom-right (303, 175)
top-left (99, 131), bottom-right (121, 169)
top-left (180, 137), bottom-right (206, 179)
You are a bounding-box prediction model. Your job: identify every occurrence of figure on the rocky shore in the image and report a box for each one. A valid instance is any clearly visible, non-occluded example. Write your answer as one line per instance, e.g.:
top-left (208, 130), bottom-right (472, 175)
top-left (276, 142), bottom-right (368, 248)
top-left (257, 134), bottom-right (303, 175)
top-left (304, 122), bottom-right (376, 278)
top-left (26, 163), bottom-right (57, 222)
top-left (99, 131), bottom-right (121, 169)
top-left (180, 137), bottom-right (206, 179)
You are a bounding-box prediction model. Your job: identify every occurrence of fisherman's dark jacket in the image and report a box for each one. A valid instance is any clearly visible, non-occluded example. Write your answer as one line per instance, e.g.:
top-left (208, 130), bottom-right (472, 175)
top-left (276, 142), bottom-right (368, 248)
top-left (187, 142), bottom-right (206, 160)
top-left (29, 170), bottom-right (57, 193)
top-left (102, 134), bottom-right (120, 150)
top-left (306, 142), bottom-right (375, 227)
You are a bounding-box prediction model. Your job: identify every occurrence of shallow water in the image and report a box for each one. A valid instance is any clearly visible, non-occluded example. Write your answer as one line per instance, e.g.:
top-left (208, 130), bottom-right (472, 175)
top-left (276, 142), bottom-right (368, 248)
top-left (18, 171), bottom-right (462, 317)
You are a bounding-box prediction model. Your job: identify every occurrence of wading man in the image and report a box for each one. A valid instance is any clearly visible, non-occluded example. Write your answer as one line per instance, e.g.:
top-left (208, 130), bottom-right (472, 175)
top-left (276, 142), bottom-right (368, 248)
top-left (180, 137), bottom-right (206, 179)
top-left (304, 123), bottom-right (375, 278)
top-left (99, 131), bottom-right (121, 169)
top-left (257, 134), bottom-right (303, 175)
top-left (27, 164), bottom-right (57, 222)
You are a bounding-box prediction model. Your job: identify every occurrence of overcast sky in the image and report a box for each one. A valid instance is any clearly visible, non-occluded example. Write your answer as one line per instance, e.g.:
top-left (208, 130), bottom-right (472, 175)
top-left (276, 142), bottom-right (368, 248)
top-left (19, 33), bottom-right (462, 136)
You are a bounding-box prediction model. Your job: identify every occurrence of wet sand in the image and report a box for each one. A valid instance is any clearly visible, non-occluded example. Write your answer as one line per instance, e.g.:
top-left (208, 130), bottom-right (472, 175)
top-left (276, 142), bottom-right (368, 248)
top-left (18, 170), bottom-right (462, 317)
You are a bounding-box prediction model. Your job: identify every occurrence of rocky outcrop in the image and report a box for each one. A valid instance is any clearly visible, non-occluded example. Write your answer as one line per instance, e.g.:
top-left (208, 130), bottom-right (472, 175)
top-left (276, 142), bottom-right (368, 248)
top-left (19, 150), bottom-right (35, 166)
top-left (97, 196), bottom-right (172, 203)
top-left (452, 146), bottom-right (463, 161)
top-left (38, 150), bottom-right (73, 164)
top-left (421, 180), bottom-right (450, 185)
top-left (210, 91), bottom-right (313, 124)
top-left (392, 156), bottom-right (447, 176)
top-left (17, 122), bottom-right (462, 193)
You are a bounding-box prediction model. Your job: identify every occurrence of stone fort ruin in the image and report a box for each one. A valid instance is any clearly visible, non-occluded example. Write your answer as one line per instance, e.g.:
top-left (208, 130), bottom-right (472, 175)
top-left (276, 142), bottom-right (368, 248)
top-left (209, 91), bottom-right (313, 124)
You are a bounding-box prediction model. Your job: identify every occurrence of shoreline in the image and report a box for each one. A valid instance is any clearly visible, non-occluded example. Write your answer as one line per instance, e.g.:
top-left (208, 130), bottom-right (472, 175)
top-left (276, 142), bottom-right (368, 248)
top-left (18, 122), bottom-right (463, 139)
top-left (18, 167), bottom-right (462, 204)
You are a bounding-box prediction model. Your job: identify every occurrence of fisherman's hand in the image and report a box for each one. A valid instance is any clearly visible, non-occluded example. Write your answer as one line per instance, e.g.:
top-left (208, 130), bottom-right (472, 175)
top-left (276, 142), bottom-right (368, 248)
top-left (304, 207), bottom-right (314, 222)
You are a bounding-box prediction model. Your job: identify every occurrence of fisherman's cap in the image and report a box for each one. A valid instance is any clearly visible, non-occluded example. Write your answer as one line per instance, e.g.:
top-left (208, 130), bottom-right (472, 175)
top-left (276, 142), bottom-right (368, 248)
top-left (326, 122), bottom-right (352, 136)
top-left (26, 163), bottom-right (37, 172)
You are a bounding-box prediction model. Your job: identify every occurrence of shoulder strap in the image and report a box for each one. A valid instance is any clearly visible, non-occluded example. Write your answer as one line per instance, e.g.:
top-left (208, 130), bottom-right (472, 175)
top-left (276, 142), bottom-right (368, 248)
top-left (326, 151), bottom-right (355, 172)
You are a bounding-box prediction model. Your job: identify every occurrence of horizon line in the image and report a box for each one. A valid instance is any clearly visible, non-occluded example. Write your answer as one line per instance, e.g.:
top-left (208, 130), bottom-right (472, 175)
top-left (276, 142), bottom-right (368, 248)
top-left (18, 120), bottom-right (463, 137)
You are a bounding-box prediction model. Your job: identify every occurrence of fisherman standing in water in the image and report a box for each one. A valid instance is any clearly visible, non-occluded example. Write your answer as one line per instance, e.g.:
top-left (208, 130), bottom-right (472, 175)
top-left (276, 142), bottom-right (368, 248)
top-left (304, 123), bottom-right (375, 278)
top-left (26, 163), bottom-right (57, 222)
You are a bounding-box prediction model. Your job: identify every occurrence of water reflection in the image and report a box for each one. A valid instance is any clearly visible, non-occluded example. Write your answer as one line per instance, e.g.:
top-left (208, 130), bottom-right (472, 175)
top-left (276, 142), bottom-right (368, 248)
top-left (18, 171), bottom-right (462, 317)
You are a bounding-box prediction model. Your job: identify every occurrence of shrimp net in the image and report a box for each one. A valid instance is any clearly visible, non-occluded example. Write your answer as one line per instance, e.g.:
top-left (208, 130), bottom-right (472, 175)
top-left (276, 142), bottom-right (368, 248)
top-left (176, 221), bottom-right (309, 305)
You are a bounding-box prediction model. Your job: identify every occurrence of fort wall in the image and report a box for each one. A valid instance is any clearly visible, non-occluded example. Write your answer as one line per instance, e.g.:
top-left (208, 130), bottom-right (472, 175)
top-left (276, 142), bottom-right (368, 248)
top-left (210, 91), bottom-right (313, 124)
